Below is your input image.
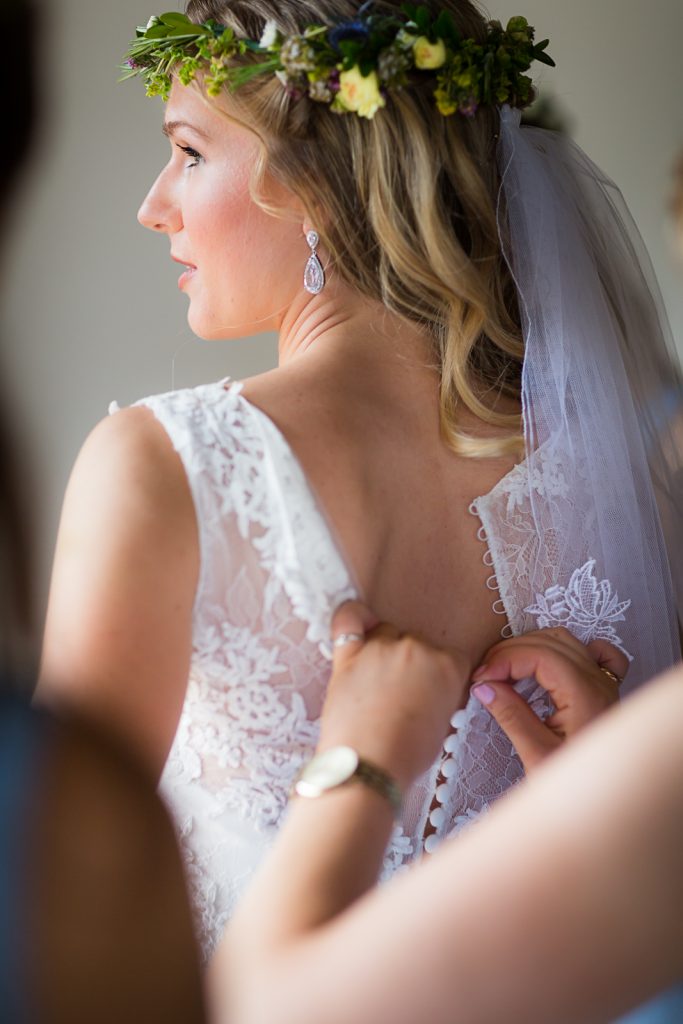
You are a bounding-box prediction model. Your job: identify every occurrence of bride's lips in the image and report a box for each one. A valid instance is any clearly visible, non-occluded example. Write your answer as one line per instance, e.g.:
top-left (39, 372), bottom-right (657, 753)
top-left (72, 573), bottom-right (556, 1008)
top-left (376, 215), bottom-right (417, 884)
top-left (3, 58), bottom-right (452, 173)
top-left (172, 255), bottom-right (197, 290)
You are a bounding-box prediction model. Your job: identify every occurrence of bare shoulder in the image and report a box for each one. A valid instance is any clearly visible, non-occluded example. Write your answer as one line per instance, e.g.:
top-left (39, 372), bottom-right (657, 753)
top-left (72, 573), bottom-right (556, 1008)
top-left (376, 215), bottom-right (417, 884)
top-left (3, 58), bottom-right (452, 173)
top-left (51, 403), bottom-right (199, 620)
top-left (60, 405), bottom-right (199, 560)
top-left (39, 405), bottom-right (199, 778)
top-left (74, 405), bottom-right (191, 506)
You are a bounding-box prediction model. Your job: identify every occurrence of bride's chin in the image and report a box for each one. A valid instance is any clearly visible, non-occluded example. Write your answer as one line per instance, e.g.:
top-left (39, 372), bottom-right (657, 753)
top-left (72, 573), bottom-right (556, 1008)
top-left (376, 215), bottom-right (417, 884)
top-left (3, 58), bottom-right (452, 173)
top-left (186, 291), bottom-right (282, 340)
top-left (187, 310), bottom-right (259, 343)
top-left (186, 305), bottom-right (222, 342)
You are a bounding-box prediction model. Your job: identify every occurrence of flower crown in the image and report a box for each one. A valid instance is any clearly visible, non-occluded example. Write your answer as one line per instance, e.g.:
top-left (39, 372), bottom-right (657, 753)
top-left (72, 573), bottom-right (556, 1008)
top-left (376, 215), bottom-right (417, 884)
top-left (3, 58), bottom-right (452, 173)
top-left (121, 4), bottom-right (554, 120)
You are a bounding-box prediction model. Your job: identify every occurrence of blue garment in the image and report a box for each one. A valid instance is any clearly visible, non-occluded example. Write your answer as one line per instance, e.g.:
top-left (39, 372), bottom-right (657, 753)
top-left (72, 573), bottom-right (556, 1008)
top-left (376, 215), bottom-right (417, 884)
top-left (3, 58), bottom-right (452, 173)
top-left (0, 696), bottom-right (48, 1024)
top-left (615, 983), bottom-right (683, 1023)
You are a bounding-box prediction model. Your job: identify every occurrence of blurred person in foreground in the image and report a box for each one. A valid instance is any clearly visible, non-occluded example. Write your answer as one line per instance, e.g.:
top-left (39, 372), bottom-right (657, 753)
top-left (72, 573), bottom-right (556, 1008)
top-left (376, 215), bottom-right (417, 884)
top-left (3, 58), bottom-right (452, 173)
top-left (0, 2), bottom-right (204, 1020)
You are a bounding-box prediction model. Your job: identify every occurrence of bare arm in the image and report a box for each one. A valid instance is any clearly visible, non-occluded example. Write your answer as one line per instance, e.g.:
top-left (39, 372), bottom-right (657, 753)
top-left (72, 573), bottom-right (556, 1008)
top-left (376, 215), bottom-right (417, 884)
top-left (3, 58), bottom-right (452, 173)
top-left (36, 407), bottom-right (199, 780)
top-left (210, 611), bottom-right (683, 1024)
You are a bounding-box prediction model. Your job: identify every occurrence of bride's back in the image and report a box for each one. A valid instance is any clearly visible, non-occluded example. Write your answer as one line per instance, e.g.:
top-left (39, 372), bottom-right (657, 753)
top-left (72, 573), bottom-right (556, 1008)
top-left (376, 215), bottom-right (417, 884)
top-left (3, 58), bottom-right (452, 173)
top-left (240, 354), bottom-right (519, 665)
top-left (109, 363), bottom-right (522, 960)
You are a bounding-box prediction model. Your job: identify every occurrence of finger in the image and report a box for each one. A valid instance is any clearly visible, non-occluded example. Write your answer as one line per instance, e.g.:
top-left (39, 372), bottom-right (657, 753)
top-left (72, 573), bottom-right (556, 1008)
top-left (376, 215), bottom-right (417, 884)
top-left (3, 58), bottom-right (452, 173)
top-left (472, 643), bottom-right (568, 687)
top-left (480, 627), bottom-right (586, 668)
top-left (330, 600), bottom-right (379, 669)
top-left (585, 639), bottom-right (630, 682)
top-left (471, 644), bottom-right (587, 711)
top-left (471, 682), bottom-right (561, 772)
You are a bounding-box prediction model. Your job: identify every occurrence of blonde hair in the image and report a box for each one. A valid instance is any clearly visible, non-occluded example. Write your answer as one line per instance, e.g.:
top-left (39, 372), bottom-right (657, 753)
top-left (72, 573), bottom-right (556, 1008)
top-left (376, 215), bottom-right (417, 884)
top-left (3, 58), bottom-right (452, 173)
top-left (186, 0), bottom-right (525, 456)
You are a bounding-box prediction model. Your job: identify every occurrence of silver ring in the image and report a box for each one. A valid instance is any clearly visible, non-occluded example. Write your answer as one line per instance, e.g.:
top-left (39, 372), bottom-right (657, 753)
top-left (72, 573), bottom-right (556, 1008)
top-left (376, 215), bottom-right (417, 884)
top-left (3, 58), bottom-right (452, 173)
top-left (333, 632), bottom-right (365, 649)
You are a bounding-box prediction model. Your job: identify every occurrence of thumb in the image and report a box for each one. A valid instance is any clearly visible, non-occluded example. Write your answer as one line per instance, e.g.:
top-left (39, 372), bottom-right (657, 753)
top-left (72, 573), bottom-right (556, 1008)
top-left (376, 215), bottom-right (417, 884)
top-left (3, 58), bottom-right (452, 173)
top-left (471, 682), bottom-right (561, 773)
top-left (330, 600), bottom-right (380, 670)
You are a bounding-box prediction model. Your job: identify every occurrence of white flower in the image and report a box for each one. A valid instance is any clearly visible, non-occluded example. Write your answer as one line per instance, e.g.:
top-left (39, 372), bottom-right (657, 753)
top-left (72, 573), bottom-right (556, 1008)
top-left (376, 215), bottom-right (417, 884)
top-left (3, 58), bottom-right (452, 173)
top-left (146, 15), bottom-right (161, 30)
top-left (259, 19), bottom-right (280, 50)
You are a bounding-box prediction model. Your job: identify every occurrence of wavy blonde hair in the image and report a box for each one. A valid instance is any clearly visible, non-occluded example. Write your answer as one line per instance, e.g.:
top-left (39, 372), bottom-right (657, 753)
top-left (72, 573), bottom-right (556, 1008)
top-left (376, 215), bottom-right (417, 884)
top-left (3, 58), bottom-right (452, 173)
top-left (186, 0), bottom-right (525, 456)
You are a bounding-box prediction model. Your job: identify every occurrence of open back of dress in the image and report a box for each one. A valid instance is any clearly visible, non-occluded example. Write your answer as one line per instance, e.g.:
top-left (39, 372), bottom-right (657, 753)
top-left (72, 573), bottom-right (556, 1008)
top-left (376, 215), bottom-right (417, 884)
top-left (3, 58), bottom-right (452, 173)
top-left (125, 377), bottom-right (637, 960)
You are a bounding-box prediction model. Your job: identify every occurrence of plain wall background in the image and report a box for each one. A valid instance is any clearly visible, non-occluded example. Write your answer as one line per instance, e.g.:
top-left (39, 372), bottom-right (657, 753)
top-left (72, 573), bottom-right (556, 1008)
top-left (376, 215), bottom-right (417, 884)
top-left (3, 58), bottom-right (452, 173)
top-left (4, 0), bottom-right (683, 615)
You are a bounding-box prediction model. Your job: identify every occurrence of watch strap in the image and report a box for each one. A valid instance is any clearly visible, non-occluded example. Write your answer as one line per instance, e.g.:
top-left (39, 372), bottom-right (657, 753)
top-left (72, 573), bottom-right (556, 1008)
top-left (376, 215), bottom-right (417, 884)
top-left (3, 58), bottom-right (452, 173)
top-left (352, 758), bottom-right (402, 815)
top-left (292, 747), bottom-right (402, 816)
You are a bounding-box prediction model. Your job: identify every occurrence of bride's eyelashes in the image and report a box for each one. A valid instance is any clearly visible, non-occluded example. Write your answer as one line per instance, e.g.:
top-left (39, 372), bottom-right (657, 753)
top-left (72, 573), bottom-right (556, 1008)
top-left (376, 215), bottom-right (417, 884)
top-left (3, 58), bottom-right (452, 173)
top-left (176, 144), bottom-right (203, 168)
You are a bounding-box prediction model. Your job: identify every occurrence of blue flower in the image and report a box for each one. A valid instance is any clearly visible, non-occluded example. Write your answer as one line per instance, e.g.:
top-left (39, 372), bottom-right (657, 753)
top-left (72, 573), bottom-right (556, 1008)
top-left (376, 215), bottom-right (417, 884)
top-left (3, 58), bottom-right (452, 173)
top-left (328, 19), bottom-right (370, 51)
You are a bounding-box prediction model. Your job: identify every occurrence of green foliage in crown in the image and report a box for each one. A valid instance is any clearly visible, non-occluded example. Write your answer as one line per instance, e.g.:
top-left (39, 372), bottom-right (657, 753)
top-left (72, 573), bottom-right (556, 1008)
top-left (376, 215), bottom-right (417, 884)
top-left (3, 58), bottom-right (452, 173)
top-left (120, 6), bottom-right (554, 118)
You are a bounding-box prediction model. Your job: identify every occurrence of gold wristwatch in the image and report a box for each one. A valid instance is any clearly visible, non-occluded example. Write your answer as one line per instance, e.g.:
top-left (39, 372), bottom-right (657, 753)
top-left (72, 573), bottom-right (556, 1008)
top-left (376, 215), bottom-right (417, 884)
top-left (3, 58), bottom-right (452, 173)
top-left (292, 746), bottom-right (402, 815)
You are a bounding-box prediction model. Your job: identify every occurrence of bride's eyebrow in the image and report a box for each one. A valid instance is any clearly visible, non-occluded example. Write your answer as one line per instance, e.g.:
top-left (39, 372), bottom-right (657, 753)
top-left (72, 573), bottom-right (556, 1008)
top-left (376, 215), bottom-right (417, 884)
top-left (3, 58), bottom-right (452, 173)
top-left (162, 120), bottom-right (210, 141)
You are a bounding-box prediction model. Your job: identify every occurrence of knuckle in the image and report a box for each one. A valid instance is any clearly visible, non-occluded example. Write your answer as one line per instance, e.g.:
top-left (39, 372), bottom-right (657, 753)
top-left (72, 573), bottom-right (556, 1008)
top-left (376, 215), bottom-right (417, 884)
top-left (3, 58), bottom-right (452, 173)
top-left (494, 700), bottom-right (521, 730)
top-left (546, 626), bottom-right (574, 643)
top-left (615, 653), bottom-right (630, 678)
top-left (398, 634), bottom-right (419, 654)
top-left (518, 629), bottom-right (545, 643)
top-left (486, 635), bottom-right (521, 656)
top-left (396, 635), bottom-right (421, 663)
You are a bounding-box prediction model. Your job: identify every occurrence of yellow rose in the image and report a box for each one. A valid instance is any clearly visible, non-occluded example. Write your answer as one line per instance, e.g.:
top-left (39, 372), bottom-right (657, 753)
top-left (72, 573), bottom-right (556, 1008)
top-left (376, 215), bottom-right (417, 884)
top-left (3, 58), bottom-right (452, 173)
top-left (413, 36), bottom-right (447, 70)
top-left (338, 66), bottom-right (386, 119)
top-left (434, 88), bottom-right (457, 116)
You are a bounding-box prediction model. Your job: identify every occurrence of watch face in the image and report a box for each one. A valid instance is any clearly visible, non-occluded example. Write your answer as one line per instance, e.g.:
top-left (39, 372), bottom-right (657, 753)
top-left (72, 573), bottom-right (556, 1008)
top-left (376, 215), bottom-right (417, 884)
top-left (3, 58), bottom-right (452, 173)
top-left (295, 746), bottom-right (359, 798)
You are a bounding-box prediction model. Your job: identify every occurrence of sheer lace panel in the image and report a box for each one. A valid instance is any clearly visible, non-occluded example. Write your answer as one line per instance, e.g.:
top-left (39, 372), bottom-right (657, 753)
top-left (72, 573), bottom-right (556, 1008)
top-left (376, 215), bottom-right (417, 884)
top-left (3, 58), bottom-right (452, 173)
top-left (123, 381), bottom-right (427, 956)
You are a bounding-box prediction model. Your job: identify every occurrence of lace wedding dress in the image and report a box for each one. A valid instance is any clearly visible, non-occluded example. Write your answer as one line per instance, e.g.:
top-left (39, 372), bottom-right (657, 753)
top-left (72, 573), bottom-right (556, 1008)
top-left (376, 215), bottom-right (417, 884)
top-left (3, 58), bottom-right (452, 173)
top-left (111, 375), bottom-right (635, 961)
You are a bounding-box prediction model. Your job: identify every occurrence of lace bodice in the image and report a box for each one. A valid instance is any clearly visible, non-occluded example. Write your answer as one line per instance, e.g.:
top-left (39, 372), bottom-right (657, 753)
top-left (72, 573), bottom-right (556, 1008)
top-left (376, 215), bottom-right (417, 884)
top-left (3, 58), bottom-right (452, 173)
top-left (112, 378), bottom-right (631, 960)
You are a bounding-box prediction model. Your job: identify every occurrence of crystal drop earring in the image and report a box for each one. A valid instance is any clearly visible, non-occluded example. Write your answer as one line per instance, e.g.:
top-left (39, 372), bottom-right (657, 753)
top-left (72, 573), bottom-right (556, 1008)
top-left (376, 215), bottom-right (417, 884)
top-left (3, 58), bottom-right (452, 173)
top-left (303, 230), bottom-right (325, 295)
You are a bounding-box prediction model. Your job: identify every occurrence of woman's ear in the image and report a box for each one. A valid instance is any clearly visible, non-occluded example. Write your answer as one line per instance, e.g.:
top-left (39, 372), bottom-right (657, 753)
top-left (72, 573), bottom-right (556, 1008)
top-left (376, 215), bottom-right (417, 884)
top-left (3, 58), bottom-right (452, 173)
top-left (257, 169), bottom-right (310, 224)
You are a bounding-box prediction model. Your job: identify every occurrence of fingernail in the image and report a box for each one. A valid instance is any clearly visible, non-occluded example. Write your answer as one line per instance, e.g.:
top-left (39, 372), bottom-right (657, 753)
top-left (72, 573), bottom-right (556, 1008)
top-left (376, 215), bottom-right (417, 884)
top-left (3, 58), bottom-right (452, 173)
top-left (472, 683), bottom-right (496, 706)
top-left (471, 663), bottom-right (489, 681)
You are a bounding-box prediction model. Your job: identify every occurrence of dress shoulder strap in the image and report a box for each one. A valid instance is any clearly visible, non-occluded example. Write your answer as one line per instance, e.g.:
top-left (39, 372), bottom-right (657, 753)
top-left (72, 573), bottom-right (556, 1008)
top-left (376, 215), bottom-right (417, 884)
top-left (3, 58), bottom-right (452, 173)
top-left (113, 379), bottom-right (357, 652)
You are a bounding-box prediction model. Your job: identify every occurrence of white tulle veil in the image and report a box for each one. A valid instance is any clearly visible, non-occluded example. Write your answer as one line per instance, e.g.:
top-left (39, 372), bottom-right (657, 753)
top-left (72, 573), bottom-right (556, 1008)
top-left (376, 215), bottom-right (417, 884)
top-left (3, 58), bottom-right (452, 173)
top-left (495, 105), bottom-right (683, 690)
top-left (409, 108), bottom-right (683, 847)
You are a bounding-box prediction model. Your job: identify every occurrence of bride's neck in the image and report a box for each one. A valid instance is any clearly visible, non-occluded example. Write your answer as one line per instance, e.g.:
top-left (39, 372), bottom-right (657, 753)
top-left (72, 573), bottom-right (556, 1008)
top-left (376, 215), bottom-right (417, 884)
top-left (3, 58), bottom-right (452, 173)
top-left (276, 278), bottom-right (437, 390)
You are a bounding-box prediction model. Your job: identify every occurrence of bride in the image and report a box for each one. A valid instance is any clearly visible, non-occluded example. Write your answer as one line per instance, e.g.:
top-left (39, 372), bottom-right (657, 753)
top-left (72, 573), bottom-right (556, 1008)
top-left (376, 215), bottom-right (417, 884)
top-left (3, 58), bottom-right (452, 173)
top-left (36, 0), bottom-right (682, 960)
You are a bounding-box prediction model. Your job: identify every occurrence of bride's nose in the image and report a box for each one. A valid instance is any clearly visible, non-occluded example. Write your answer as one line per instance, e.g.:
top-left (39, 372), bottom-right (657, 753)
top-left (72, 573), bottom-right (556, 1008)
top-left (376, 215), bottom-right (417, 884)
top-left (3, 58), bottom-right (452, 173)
top-left (137, 170), bottom-right (182, 234)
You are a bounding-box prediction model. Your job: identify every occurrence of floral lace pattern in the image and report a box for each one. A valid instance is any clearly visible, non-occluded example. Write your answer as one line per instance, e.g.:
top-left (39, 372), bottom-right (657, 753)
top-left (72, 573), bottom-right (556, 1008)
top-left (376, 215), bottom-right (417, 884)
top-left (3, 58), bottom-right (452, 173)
top-left (113, 383), bottom-right (631, 955)
top-left (525, 558), bottom-right (632, 659)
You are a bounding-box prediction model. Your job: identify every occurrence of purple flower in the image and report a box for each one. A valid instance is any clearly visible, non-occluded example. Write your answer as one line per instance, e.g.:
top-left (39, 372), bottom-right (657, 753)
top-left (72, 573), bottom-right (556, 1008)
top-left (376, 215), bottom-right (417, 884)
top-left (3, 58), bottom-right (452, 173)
top-left (284, 83), bottom-right (305, 101)
top-left (328, 68), bottom-right (341, 93)
top-left (459, 96), bottom-right (479, 118)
